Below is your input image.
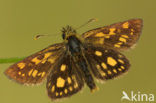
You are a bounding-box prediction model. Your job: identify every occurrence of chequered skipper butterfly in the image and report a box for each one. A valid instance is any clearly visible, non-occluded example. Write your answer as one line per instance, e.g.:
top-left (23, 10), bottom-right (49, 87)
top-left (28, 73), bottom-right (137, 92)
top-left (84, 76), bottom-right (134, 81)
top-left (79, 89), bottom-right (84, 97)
top-left (5, 19), bottom-right (143, 101)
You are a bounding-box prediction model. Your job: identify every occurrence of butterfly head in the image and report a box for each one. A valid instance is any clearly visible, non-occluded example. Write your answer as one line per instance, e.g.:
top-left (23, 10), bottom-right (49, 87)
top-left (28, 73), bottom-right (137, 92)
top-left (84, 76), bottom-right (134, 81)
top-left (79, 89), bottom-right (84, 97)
top-left (62, 25), bottom-right (77, 40)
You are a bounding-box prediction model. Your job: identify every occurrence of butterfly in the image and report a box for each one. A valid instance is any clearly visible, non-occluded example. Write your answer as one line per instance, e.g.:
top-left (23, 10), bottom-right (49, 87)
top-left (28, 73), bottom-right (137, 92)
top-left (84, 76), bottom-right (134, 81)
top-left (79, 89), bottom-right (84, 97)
top-left (5, 18), bottom-right (143, 101)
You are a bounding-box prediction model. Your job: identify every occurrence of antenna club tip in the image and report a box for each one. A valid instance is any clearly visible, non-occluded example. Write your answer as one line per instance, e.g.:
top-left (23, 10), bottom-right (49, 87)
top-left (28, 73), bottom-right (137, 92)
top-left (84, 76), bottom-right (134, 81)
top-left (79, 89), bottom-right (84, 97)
top-left (33, 34), bottom-right (52, 40)
top-left (91, 18), bottom-right (98, 22)
top-left (34, 35), bottom-right (41, 40)
top-left (34, 37), bottom-right (37, 40)
top-left (95, 18), bottom-right (98, 21)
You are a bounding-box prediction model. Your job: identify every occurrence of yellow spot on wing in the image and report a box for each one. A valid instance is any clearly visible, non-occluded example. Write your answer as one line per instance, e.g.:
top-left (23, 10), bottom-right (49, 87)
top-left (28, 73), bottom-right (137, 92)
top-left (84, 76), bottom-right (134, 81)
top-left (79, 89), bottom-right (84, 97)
top-left (121, 66), bottom-right (125, 69)
top-left (122, 22), bottom-right (129, 28)
top-left (74, 82), bottom-right (78, 88)
top-left (56, 92), bottom-right (59, 96)
top-left (98, 38), bottom-right (104, 44)
top-left (101, 72), bottom-right (106, 76)
top-left (117, 29), bottom-right (121, 33)
top-left (130, 29), bottom-right (134, 35)
top-left (7, 68), bottom-right (13, 73)
top-left (117, 42), bottom-right (123, 45)
top-left (56, 77), bottom-right (65, 88)
top-left (118, 68), bottom-right (122, 71)
top-left (121, 35), bottom-right (129, 38)
top-left (37, 72), bottom-right (45, 77)
top-left (60, 92), bottom-right (63, 96)
top-left (105, 35), bottom-right (110, 38)
top-left (41, 60), bottom-right (46, 64)
top-left (107, 70), bottom-right (112, 75)
top-left (114, 42), bottom-right (123, 48)
top-left (96, 65), bottom-right (100, 69)
top-left (48, 58), bottom-right (55, 63)
top-left (18, 71), bottom-right (21, 75)
top-left (114, 44), bottom-right (120, 48)
top-left (17, 62), bottom-right (25, 69)
top-left (48, 82), bottom-right (51, 87)
top-left (72, 75), bottom-right (77, 84)
top-left (51, 85), bottom-right (55, 92)
top-left (32, 70), bottom-right (38, 77)
top-left (95, 32), bottom-right (105, 37)
top-left (69, 86), bottom-right (73, 91)
top-left (113, 69), bottom-right (117, 73)
top-left (22, 74), bottom-right (25, 77)
top-left (28, 69), bottom-right (33, 76)
top-left (107, 57), bottom-right (117, 66)
top-left (118, 59), bottom-right (124, 64)
top-left (109, 28), bottom-right (116, 35)
top-left (67, 77), bottom-right (72, 84)
top-left (64, 89), bottom-right (68, 94)
top-left (37, 72), bottom-right (42, 76)
top-left (60, 64), bottom-right (66, 71)
top-left (101, 62), bottom-right (107, 69)
top-left (119, 37), bottom-right (126, 43)
top-left (44, 52), bottom-right (52, 59)
top-left (118, 54), bottom-right (123, 58)
top-left (96, 64), bottom-right (106, 76)
top-left (41, 52), bottom-right (53, 64)
top-left (72, 75), bottom-right (76, 80)
top-left (41, 72), bottom-right (46, 77)
top-left (95, 51), bottom-right (102, 56)
top-left (32, 57), bottom-right (41, 65)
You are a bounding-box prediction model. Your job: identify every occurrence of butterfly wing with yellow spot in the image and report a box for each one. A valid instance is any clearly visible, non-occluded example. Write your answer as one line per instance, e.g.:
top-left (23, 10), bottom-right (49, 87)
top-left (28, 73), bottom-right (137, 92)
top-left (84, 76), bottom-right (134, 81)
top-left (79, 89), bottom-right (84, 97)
top-left (82, 19), bottom-right (143, 51)
top-left (5, 43), bottom-right (66, 85)
top-left (85, 45), bottom-right (130, 80)
top-left (46, 55), bottom-right (84, 100)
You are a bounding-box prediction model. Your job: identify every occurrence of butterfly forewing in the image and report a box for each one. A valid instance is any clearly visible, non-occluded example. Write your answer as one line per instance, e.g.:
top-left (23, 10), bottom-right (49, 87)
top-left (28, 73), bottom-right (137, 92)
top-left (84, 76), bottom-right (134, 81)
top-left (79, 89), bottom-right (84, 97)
top-left (82, 19), bottom-right (143, 51)
top-left (46, 55), bottom-right (84, 100)
top-left (5, 43), bottom-right (66, 84)
top-left (85, 45), bottom-right (130, 80)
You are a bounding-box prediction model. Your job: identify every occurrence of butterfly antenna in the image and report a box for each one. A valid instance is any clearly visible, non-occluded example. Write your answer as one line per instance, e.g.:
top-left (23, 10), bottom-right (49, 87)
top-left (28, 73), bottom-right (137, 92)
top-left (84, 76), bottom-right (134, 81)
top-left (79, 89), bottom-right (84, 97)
top-left (34, 34), bottom-right (50, 40)
top-left (34, 33), bottom-right (59, 40)
top-left (76, 18), bottom-right (98, 30)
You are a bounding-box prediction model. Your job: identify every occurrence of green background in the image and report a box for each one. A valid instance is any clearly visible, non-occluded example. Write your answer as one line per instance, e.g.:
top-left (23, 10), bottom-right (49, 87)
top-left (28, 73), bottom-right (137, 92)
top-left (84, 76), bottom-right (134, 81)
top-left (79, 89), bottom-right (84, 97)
top-left (0, 0), bottom-right (155, 103)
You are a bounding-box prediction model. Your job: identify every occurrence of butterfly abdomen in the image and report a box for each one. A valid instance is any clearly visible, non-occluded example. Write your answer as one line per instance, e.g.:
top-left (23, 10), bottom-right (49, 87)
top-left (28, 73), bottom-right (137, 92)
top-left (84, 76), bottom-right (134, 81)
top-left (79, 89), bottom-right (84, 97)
top-left (77, 58), bottom-right (96, 91)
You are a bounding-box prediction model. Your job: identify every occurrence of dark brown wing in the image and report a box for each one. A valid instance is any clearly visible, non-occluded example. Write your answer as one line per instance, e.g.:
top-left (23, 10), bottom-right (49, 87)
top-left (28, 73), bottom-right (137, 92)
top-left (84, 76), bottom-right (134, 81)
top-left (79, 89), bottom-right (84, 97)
top-left (46, 55), bottom-right (84, 100)
top-left (5, 43), bottom-right (66, 85)
top-left (84, 45), bottom-right (130, 80)
top-left (82, 19), bottom-right (143, 51)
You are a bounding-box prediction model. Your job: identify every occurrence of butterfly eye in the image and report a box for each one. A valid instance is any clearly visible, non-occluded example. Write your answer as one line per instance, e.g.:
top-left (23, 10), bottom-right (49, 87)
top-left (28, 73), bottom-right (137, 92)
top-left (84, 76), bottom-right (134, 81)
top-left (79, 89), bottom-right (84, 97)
top-left (62, 33), bottom-right (65, 39)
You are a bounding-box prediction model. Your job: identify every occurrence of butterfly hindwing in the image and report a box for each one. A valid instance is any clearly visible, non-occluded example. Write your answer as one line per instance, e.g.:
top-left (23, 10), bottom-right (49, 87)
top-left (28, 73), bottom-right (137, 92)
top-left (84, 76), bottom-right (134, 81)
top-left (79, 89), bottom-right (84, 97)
top-left (5, 43), bottom-right (65, 84)
top-left (82, 19), bottom-right (143, 51)
top-left (85, 45), bottom-right (130, 80)
top-left (46, 55), bottom-right (84, 100)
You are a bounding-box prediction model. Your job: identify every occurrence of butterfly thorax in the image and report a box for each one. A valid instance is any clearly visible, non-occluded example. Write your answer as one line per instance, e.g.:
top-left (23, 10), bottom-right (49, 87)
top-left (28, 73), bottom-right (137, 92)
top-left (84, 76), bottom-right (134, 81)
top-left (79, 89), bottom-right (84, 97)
top-left (62, 26), bottom-right (82, 55)
top-left (67, 35), bottom-right (82, 55)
